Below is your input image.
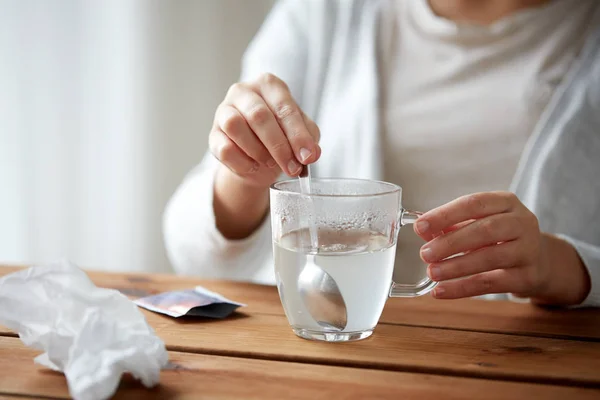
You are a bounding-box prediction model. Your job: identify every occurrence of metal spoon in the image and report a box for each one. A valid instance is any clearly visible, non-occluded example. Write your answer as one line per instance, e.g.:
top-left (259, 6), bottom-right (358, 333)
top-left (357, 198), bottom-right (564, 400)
top-left (298, 254), bottom-right (348, 331)
top-left (298, 166), bottom-right (318, 250)
top-left (297, 166), bottom-right (348, 331)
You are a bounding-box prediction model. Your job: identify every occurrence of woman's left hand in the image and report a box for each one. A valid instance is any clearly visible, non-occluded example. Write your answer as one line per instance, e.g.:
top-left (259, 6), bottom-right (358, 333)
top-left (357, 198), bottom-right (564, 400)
top-left (413, 191), bottom-right (590, 305)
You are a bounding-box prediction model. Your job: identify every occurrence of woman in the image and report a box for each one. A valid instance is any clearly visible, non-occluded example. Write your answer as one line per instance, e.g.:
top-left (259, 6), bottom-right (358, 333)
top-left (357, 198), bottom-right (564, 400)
top-left (163, 0), bottom-right (600, 307)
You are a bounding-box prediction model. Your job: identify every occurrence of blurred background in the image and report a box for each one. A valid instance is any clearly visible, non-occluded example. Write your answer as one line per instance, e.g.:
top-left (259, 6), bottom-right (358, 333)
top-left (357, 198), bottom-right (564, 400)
top-left (0, 0), bottom-right (275, 273)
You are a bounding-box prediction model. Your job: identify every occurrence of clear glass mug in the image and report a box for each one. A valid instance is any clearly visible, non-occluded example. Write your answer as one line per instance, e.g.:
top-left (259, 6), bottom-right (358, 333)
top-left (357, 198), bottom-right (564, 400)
top-left (270, 178), bottom-right (437, 342)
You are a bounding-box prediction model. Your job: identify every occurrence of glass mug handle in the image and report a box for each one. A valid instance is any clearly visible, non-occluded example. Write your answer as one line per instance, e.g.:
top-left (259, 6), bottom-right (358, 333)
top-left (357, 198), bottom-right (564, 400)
top-left (388, 209), bottom-right (438, 297)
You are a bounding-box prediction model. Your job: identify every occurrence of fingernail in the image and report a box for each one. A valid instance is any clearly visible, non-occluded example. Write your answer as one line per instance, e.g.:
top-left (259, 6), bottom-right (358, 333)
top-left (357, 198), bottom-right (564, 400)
top-left (421, 246), bottom-right (433, 262)
top-left (433, 286), bottom-right (445, 297)
top-left (429, 265), bottom-right (440, 280)
top-left (288, 159), bottom-right (301, 174)
top-left (416, 220), bottom-right (430, 234)
top-left (266, 158), bottom-right (277, 168)
top-left (299, 148), bottom-right (312, 163)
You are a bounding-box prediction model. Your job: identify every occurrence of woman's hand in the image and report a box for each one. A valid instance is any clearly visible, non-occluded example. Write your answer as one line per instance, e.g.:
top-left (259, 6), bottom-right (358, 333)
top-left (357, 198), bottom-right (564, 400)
top-left (210, 73), bottom-right (321, 240)
top-left (414, 191), bottom-right (591, 306)
top-left (209, 72), bottom-right (321, 190)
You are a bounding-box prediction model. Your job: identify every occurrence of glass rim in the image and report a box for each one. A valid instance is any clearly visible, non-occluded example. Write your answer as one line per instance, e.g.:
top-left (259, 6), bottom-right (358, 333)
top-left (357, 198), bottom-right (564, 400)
top-left (269, 177), bottom-right (402, 198)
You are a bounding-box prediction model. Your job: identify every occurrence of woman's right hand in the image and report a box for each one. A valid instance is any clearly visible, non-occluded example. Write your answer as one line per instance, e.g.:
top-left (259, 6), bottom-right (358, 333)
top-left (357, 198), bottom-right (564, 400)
top-left (209, 73), bottom-right (321, 190)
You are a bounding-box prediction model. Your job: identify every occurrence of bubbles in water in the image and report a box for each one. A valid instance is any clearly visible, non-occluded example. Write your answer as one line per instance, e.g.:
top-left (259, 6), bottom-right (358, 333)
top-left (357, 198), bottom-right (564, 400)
top-left (319, 242), bottom-right (370, 254)
top-left (320, 243), bottom-right (347, 252)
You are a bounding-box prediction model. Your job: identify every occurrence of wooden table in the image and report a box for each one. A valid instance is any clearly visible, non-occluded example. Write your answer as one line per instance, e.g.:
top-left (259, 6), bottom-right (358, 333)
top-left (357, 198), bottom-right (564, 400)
top-left (1, 265), bottom-right (599, 399)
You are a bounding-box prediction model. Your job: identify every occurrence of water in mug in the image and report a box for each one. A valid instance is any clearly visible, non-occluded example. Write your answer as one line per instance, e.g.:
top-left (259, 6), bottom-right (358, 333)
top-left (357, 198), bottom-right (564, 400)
top-left (274, 228), bottom-right (396, 333)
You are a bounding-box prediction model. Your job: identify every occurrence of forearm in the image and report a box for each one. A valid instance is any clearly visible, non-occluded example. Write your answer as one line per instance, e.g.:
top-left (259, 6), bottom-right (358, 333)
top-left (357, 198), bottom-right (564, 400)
top-left (213, 166), bottom-right (270, 240)
top-left (530, 233), bottom-right (591, 306)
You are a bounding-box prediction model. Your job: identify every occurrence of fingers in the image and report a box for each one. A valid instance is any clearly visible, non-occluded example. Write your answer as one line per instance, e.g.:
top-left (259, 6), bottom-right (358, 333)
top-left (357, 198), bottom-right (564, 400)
top-left (303, 113), bottom-right (322, 159)
top-left (226, 82), bottom-right (302, 176)
top-left (415, 192), bottom-right (518, 238)
top-left (441, 220), bottom-right (474, 234)
top-left (416, 219), bottom-right (474, 242)
top-left (216, 104), bottom-right (275, 168)
top-left (215, 73), bottom-right (321, 180)
top-left (254, 73), bottom-right (319, 165)
top-left (417, 192), bottom-right (542, 300)
top-left (432, 269), bottom-right (525, 299)
top-left (420, 213), bottom-right (522, 263)
top-left (209, 128), bottom-right (259, 175)
top-left (302, 111), bottom-right (321, 143)
top-left (427, 240), bottom-right (522, 282)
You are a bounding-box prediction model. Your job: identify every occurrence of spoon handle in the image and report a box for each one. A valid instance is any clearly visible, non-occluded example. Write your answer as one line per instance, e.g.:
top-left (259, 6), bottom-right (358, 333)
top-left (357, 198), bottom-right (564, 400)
top-left (299, 164), bottom-right (310, 179)
top-left (298, 165), bottom-right (319, 252)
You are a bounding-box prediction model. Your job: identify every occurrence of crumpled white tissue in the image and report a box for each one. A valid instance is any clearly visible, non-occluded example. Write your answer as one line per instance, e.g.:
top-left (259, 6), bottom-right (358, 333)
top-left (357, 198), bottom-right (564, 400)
top-left (0, 260), bottom-right (169, 400)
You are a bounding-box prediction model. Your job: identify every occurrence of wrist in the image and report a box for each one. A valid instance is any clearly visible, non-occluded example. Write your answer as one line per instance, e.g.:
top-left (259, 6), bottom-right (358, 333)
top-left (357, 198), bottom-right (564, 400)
top-left (531, 233), bottom-right (591, 306)
top-left (213, 166), bottom-right (270, 240)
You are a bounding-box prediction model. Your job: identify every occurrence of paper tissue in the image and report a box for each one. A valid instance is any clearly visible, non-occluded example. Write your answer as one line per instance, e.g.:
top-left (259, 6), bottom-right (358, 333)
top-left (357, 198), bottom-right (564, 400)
top-left (0, 260), bottom-right (168, 400)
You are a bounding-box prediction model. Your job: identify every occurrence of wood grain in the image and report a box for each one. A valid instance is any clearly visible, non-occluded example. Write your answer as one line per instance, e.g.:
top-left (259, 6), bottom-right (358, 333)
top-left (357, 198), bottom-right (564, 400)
top-left (2, 265), bottom-right (600, 388)
top-left (147, 312), bottom-right (600, 387)
top-left (1, 337), bottom-right (599, 400)
top-left (2, 265), bottom-right (598, 341)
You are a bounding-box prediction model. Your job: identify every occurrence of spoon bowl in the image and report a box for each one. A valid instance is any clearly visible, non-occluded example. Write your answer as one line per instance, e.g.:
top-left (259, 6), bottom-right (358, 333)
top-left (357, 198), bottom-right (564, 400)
top-left (298, 254), bottom-right (348, 331)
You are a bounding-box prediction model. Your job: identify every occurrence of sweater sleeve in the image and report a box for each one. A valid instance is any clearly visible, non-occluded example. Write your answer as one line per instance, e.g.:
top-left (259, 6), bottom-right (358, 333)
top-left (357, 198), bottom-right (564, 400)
top-left (162, 154), bottom-right (275, 283)
top-left (162, 0), bottom-right (310, 283)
